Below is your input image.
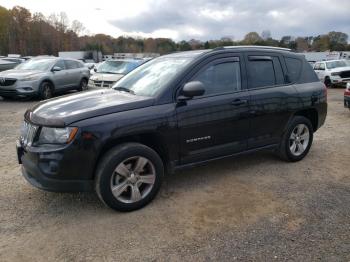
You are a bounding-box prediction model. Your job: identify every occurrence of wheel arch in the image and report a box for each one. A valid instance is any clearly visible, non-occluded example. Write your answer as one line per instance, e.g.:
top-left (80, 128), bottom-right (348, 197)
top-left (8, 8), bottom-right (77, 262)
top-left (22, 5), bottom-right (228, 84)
top-left (93, 132), bottom-right (170, 178)
top-left (294, 108), bottom-right (318, 132)
top-left (40, 78), bottom-right (55, 90)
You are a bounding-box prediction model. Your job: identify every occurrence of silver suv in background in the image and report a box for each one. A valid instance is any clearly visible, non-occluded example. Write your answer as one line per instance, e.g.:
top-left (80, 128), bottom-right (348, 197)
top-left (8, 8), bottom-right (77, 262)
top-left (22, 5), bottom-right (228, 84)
top-left (0, 57), bottom-right (90, 100)
top-left (88, 59), bottom-right (143, 89)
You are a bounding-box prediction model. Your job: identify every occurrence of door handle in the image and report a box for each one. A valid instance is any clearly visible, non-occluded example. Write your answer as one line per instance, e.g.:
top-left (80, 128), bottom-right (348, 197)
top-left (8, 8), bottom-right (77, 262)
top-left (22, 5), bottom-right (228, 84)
top-left (231, 99), bottom-right (248, 106)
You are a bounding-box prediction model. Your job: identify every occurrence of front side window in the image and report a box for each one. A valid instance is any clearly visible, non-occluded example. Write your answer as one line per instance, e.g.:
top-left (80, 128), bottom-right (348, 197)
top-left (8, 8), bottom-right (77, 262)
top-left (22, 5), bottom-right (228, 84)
top-left (65, 60), bottom-right (79, 70)
top-left (192, 61), bottom-right (241, 96)
top-left (54, 60), bottom-right (66, 70)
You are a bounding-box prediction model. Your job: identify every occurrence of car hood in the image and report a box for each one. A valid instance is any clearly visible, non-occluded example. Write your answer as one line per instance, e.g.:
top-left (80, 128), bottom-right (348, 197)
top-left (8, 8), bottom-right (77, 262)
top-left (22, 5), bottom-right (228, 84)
top-left (0, 69), bottom-right (44, 79)
top-left (89, 73), bottom-right (124, 82)
top-left (26, 89), bottom-right (154, 127)
top-left (329, 66), bottom-right (350, 73)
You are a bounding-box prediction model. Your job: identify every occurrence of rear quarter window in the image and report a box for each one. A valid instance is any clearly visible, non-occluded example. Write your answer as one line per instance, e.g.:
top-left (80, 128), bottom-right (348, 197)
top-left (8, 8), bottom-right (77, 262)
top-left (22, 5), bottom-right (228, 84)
top-left (285, 57), bottom-right (302, 83)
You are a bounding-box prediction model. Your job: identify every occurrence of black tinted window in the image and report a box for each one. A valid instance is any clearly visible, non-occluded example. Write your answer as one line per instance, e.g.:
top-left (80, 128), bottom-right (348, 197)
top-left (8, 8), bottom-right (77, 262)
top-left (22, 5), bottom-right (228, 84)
top-left (54, 60), bottom-right (65, 70)
top-left (285, 57), bottom-right (302, 82)
top-left (192, 61), bottom-right (241, 96)
top-left (247, 59), bottom-right (275, 88)
top-left (65, 60), bottom-right (79, 69)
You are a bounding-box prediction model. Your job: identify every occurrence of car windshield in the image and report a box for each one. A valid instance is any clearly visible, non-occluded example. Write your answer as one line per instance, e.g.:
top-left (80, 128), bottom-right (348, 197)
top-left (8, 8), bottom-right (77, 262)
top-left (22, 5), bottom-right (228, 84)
top-left (326, 60), bottom-right (347, 69)
top-left (16, 59), bottom-right (54, 71)
top-left (97, 60), bottom-right (140, 74)
top-left (112, 57), bottom-right (192, 97)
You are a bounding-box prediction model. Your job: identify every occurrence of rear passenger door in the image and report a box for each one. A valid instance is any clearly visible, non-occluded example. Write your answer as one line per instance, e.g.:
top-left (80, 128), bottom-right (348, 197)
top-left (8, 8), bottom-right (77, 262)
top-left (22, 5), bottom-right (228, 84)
top-left (64, 60), bottom-right (81, 88)
top-left (245, 52), bottom-right (299, 149)
top-left (176, 55), bottom-right (251, 164)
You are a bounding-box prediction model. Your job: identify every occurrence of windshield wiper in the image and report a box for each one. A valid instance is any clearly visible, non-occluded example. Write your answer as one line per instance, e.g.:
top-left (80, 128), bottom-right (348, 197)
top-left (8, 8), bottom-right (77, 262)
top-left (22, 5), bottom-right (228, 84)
top-left (114, 87), bottom-right (135, 95)
top-left (97, 71), bottom-right (116, 74)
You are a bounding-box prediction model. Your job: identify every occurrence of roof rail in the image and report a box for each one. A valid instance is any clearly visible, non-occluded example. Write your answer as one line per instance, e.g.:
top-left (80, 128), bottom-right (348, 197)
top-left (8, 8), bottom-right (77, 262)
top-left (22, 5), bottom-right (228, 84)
top-left (214, 45), bottom-right (291, 52)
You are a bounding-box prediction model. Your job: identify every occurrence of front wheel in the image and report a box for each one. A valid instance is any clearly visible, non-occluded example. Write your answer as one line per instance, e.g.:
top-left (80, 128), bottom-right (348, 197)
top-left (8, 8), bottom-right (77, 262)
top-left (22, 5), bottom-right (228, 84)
top-left (277, 116), bottom-right (313, 162)
top-left (39, 81), bottom-right (53, 100)
top-left (324, 77), bottom-right (332, 88)
top-left (95, 143), bottom-right (164, 212)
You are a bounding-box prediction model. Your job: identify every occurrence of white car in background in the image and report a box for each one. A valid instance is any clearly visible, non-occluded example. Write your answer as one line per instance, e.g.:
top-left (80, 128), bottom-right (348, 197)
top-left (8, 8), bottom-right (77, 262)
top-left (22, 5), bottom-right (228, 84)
top-left (313, 60), bottom-right (350, 87)
top-left (88, 59), bottom-right (144, 89)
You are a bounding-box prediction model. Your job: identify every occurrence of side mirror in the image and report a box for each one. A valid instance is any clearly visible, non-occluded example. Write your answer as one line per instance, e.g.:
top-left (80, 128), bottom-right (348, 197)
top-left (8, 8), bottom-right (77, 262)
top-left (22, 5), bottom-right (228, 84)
top-left (179, 81), bottom-right (205, 100)
top-left (94, 68), bottom-right (97, 72)
top-left (52, 66), bottom-right (62, 72)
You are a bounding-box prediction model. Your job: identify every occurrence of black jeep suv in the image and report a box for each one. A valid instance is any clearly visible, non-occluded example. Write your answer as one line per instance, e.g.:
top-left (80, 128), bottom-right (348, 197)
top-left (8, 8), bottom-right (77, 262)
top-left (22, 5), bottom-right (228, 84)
top-left (17, 46), bottom-right (327, 211)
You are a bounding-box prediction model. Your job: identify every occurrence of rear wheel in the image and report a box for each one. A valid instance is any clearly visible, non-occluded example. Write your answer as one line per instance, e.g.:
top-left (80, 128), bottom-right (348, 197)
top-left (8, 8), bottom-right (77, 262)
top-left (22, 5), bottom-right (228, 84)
top-left (277, 116), bottom-right (313, 162)
top-left (39, 81), bottom-right (53, 100)
top-left (95, 143), bottom-right (164, 212)
top-left (78, 78), bottom-right (88, 91)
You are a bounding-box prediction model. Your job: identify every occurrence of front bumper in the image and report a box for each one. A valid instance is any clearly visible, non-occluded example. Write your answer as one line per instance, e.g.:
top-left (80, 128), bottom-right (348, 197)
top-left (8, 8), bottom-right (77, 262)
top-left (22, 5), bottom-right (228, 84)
top-left (344, 96), bottom-right (350, 108)
top-left (17, 141), bottom-right (94, 192)
top-left (330, 76), bottom-right (350, 85)
top-left (0, 79), bottom-right (39, 97)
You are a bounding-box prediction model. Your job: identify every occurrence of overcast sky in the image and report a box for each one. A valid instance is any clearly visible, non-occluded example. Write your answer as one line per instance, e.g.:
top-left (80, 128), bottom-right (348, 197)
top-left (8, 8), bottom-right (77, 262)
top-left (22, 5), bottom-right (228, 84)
top-left (1, 0), bottom-right (349, 41)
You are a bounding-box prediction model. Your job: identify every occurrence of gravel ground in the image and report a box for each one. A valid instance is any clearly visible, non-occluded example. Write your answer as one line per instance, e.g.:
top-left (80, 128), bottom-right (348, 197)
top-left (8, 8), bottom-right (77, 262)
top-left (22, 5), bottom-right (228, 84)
top-left (0, 89), bottom-right (349, 261)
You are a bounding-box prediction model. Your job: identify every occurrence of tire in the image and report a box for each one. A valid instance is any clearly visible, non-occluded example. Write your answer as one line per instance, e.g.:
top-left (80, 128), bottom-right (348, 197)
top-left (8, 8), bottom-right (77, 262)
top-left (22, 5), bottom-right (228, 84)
top-left (39, 81), bottom-right (53, 100)
top-left (78, 78), bottom-right (88, 91)
top-left (95, 143), bottom-right (164, 212)
top-left (277, 116), bottom-right (313, 162)
top-left (324, 77), bottom-right (332, 88)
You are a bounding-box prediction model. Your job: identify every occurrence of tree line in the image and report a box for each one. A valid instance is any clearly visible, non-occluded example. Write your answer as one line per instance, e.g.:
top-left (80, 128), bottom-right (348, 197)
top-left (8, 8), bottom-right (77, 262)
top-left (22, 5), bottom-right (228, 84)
top-left (0, 5), bottom-right (349, 57)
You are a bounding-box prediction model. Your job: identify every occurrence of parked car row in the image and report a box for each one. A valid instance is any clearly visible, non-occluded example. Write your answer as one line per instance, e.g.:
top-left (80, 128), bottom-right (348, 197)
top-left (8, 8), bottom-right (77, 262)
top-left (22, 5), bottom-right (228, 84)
top-left (0, 56), bottom-right (147, 100)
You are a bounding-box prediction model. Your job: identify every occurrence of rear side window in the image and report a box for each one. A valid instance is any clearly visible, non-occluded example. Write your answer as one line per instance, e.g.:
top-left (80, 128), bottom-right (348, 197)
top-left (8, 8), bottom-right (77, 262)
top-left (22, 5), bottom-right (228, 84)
top-left (192, 61), bottom-right (241, 96)
top-left (247, 56), bottom-right (284, 88)
top-left (285, 57), bottom-right (302, 83)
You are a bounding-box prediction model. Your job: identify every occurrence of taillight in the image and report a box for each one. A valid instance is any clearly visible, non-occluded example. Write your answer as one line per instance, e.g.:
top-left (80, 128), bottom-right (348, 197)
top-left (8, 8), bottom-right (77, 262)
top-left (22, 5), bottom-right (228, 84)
top-left (345, 84), bottom-right (350, 96)
top-left (324, 83), bottom-right (328, 102)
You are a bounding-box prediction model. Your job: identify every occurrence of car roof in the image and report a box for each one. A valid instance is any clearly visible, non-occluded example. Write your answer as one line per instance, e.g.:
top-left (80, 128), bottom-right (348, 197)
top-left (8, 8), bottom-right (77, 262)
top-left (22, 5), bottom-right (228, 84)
top-left (162, 46), bottom-right (295, 60)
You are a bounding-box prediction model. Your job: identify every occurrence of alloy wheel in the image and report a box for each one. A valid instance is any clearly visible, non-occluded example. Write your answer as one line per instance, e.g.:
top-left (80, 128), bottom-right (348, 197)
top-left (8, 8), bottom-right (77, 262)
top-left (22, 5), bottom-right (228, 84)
top-left (110, 156), bottom-right (156, 203)
top-left (289, 124), bottom-right (310, 156)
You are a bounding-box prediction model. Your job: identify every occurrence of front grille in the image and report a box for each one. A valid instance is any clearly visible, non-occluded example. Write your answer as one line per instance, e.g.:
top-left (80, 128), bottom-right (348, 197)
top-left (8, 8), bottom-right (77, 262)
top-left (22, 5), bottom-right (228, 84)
top-left (0, 78), bottom-right (17, 86)
top-left (0, 89), bottom-right (17, 96)
top-left (93, 80), bottom-right (115, 88)
top-left (93, 80), bottom-right (102, 87)
top-left (340, 70), bottom-right (350, 78)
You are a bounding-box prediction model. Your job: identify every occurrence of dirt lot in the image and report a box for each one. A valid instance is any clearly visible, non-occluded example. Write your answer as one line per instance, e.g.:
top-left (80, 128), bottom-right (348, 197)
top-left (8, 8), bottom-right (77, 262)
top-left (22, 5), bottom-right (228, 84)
top-left (0, 89), bottom-right (349, 261)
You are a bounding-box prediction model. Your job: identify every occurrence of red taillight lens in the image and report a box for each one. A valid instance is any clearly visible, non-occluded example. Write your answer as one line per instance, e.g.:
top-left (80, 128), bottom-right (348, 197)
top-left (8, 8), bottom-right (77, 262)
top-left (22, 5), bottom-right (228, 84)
top-left (345, 83), bottom-right (350, 96)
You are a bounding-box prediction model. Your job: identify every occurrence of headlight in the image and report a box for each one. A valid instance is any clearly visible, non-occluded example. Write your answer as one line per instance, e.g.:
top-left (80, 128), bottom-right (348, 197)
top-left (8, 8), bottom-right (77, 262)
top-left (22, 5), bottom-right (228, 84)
top-left (331, 72), bottom-right (340, 76)
top-left (37, 127), bottom-right (78, 144)
top-left (22, 75), bottom-right (40, 81)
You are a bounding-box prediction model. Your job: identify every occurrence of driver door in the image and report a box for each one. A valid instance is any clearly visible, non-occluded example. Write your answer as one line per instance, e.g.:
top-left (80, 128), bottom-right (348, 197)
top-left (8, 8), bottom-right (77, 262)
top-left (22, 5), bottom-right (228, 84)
top-left (176, 55), bottom-right (251, 164)
top-left (51, 60), bottom-right (69, 89)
